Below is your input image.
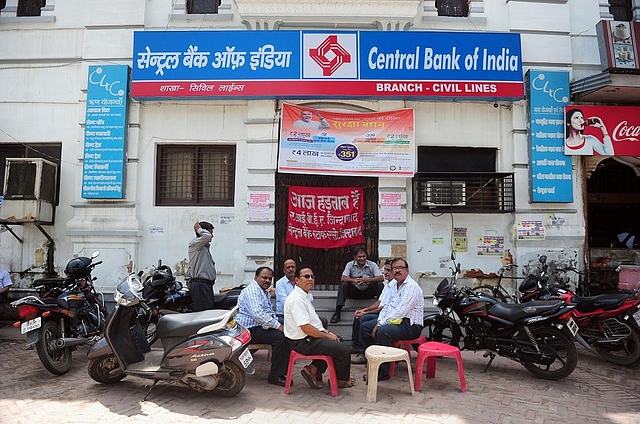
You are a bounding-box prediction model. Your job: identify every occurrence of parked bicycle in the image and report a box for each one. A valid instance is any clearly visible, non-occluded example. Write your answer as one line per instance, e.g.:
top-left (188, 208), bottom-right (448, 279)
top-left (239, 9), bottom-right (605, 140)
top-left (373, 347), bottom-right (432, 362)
top-left (474, 263), bottom-right (521, 303)
top-left (555, 266), bottom-right (619, 297)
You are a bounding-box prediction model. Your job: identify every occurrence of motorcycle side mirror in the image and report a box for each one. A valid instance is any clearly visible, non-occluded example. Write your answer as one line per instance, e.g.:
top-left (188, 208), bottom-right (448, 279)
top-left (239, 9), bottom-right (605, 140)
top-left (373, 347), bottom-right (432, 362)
top-left (539, 255), bottom-right (547, 264)
top-left (91, 251), bottom-right (100, 259)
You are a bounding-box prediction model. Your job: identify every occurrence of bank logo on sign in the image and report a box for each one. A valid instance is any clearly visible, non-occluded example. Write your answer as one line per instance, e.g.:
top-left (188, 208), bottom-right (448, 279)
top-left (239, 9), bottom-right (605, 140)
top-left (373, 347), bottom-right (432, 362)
top-left (303, 33), bottom-right (358, 79)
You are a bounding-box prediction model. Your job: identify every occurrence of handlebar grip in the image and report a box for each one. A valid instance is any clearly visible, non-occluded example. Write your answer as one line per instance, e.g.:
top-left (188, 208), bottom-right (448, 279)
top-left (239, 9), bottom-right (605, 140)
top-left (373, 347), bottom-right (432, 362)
top-left (93, 261), bottom-right (103, 266)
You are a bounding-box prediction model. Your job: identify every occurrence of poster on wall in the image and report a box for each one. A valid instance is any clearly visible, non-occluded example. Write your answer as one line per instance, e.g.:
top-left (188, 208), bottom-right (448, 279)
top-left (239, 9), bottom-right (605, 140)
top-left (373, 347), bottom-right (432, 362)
top-left (286, 186), bottom-right (364, 249)
top-left (564, 105), bottom-right (640, 156)
top-left (379, 193), bottom-right (402, 221)
top-left (477, 236), bottom-right (504, 256)
top-left (517, 221), bottom-right (545, 240)
top-left (248, 192), bottom-right (271, 222)
top-left (454, 227), bottom-right (468, 253)
top-left (278, 104), bottom-right (414, 178)
top-left (527, 70), bottom-right (573, 203)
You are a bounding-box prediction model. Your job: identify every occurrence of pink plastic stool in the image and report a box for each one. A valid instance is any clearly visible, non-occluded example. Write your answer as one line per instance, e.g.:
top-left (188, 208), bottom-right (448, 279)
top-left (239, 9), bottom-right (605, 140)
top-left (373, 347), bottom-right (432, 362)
top-left (389, 335), bottom-right (427, 377)
top-left (284, 350), bottom-right (339, 397)
top-left (414, 341), bottom-right (467, 392)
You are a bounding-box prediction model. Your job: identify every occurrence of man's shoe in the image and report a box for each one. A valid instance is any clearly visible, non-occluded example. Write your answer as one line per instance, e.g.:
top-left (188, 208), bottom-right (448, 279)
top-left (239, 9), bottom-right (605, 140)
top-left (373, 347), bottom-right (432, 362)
top-left (267, 375), bottom-right (288, 387)
top-left (330, 313), bottom-right (341, 323)
top-left (351, 353), bottom-right (367, 364)
top-left (349, 345), bottom-right (361, 354)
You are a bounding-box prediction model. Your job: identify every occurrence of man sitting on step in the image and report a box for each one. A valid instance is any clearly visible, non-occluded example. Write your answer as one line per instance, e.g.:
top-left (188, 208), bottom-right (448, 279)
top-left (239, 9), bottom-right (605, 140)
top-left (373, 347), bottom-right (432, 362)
top-left (330, 248), bottom-right (384, 324)
top-left (350, 259), bottom-right (393, 364)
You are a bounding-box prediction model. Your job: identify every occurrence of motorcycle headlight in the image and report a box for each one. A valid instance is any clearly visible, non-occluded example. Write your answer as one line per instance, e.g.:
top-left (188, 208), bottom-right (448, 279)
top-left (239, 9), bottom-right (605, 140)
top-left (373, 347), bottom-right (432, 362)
top-left (114, 274), bottom-right (143, 307)
top-left (433, 297), bottom-right (440, 307)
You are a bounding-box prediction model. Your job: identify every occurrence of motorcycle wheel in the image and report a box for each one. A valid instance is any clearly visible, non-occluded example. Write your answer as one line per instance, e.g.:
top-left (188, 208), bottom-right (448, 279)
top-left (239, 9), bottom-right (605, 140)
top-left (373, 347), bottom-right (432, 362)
top-left (35, 320), bottom-right (73, 375)
top-left (594, 323), bottom-right (640, 366)
top-left (211, 361), bottom-right (246, 397)
top-left (422, 315), bottom-right (462, 348)
top-left (521, 326), bottom-right (577, 380)
top-left (87, 354), bottom-right (126, 384)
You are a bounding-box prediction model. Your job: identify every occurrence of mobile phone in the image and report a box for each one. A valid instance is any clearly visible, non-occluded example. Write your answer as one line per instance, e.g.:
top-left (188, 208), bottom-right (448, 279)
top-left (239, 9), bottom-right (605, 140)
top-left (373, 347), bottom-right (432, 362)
top-left (587, 118), bottom-right (598, 126)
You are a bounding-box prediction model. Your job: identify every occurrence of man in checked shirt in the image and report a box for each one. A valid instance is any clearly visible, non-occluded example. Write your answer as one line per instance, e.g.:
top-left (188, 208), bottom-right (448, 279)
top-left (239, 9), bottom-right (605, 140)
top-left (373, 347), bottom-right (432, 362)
top-left (237, 266), bottom-right (292, 387)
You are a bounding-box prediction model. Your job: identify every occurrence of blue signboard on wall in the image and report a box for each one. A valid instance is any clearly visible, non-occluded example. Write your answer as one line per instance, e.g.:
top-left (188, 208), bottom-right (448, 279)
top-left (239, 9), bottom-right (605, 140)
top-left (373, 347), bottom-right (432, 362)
top-left (131, 30), bottom-right (524, 100)
top-left (527, 70), bottom-right (573, 203)
top-left (82, 65), bottom-right (130, 199)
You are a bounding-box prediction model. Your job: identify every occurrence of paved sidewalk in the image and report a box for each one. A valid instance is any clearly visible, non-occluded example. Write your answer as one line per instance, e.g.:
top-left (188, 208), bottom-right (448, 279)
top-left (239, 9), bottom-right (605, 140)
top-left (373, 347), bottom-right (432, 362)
top-left (1, 320), bottom-right (639, 424)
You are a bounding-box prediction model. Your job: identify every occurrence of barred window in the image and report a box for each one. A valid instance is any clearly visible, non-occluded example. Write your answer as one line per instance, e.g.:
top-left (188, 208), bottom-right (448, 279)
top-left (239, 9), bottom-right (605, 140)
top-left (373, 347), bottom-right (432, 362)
top-left (186, 0), bottom-right (220, 14)
top-left (412, 147), bottom-right (514, 213)
top-left (156, 145), bottom-right (235, 206)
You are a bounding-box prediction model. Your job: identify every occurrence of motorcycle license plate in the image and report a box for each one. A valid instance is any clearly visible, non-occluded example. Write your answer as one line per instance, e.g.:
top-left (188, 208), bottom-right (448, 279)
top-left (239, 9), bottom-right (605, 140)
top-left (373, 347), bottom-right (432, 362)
top-left (566, 317), bottom-right (579, 336)
top-left (21, 317), bottom-right (41, 334)
top-left (238, 348), bottom-right (253, 369)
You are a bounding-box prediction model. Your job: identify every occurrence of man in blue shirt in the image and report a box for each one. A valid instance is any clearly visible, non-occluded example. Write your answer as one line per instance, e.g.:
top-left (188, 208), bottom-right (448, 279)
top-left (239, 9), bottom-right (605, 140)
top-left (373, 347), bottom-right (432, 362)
top-left (0, 268), bottom-right (12, 303)
top-left (275, 258), bottom-right (327, 327)
top-left (237, 266), bottom-right (291, 387)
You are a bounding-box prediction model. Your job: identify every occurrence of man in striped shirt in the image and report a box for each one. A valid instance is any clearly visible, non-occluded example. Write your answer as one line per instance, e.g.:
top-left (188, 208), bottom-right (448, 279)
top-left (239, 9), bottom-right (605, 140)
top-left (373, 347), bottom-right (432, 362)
top-left (237, 266), bottom-right (291, 387)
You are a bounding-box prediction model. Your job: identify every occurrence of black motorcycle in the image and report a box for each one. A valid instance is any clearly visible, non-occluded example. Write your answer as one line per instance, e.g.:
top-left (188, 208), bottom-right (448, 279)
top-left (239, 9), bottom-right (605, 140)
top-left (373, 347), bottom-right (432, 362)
top-left (11, 251), bottom-right (107, 375)
top-left (139, 264), bottom-right (244, 344)
top-left (423, 252), bottom-right (582, 380)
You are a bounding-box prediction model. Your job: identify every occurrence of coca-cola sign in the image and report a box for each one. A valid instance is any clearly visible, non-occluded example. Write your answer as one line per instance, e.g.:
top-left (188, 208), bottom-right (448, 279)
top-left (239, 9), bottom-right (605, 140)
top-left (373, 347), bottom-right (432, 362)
top-left (564, 105), bottom-right (640, 156)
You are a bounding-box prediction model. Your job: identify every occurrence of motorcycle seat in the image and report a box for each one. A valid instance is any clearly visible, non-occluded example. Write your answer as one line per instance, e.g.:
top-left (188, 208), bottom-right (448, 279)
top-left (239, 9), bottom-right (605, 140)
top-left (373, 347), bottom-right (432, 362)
top-left (571, 292), bottom-right (632, 313)
top-left (489, 300), bottom-right (564, 322)
top-left (156, 310), bottom-right (230, 338)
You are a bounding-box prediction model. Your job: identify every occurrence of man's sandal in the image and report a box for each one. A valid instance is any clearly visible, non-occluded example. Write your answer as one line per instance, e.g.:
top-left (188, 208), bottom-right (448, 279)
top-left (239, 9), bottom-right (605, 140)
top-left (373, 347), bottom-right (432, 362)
top-left (330, 376), bottom-right (356, 389)
top-left (300, 366), bottom-right (322, 389)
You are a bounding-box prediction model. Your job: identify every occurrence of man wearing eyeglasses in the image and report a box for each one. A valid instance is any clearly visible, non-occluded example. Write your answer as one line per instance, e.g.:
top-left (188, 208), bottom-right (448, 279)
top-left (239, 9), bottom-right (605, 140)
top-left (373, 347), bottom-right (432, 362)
top-left (284, 265), bottom-right (355, 389)
top-left (360, 257), bottom-right (424, 381)
top-left (330, 247), bottom-right (384, 324)
top-left (237, 266), bottom-right (291, 387)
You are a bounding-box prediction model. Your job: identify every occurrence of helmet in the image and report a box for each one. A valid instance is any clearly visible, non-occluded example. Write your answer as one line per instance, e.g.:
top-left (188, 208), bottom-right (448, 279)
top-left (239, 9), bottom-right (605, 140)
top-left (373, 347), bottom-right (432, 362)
top-left (64, 257), bottom-right (92, 278)
top-left (150, 269), bottom-right (174, 288)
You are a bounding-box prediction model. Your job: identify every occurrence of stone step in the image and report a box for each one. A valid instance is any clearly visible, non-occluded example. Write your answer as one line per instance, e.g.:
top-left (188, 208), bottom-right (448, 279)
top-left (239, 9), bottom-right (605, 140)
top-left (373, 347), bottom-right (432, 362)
top-left (306, 290), bottom-right (438, 341)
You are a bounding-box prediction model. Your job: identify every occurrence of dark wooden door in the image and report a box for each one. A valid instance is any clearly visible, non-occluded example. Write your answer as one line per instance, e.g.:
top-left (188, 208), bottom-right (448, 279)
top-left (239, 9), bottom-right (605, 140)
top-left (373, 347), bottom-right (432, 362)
top-left (274, 172), bottom-right (379, 290)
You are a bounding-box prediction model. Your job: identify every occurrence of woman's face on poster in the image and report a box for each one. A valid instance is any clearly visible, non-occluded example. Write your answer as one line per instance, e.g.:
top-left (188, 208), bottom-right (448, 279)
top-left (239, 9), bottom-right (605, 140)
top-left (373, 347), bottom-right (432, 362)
top-left (570, 111), bottom-right (585, 132)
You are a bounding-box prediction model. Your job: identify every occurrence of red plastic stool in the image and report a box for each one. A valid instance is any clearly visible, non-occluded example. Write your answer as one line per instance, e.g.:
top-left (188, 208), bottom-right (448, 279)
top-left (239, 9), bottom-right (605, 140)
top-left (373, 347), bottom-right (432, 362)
top-left (415, 341), bottom-right (467, 392)
top-left (389, 335), bottom-right (427, 377)
top-left (284, 350), bottom-right (339, 397)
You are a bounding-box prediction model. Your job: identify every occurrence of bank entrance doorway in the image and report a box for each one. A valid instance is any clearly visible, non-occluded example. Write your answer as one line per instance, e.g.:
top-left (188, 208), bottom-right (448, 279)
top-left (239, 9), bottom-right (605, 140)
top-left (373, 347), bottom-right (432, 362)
top-left (274, 172), bottom-right (379, 289)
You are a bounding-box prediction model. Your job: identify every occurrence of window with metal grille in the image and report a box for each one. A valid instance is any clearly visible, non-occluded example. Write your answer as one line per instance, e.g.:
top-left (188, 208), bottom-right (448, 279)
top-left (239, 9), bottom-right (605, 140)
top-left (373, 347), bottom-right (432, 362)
top-left (186, 0), bottom-right (220, 14)
top-left (436, 0), bottom-right (469, 17)
top-left (413, 146), bottom-right (514, 213)
top-left (413, 173), bottom-right (514, 213)
top-left (156, 145), bottom-right (235, 206)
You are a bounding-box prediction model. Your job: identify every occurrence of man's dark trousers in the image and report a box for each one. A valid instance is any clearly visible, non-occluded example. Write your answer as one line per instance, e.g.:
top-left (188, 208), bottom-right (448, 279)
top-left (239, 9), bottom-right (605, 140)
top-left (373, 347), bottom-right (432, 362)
top-left (360, 318), bottom-right (422, 376)
top-left (248, 327), bottom-right (290, 377)
top-left (336, 281), bottom-right (384, 307)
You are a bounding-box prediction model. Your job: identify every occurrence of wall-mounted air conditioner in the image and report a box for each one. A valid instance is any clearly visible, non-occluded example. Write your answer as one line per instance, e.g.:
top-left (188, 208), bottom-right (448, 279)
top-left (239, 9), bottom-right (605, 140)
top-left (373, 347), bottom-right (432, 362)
top-left (420, 181), bottom-right (466, 207)
top-left (1, 158), bottom-right (58, 223)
